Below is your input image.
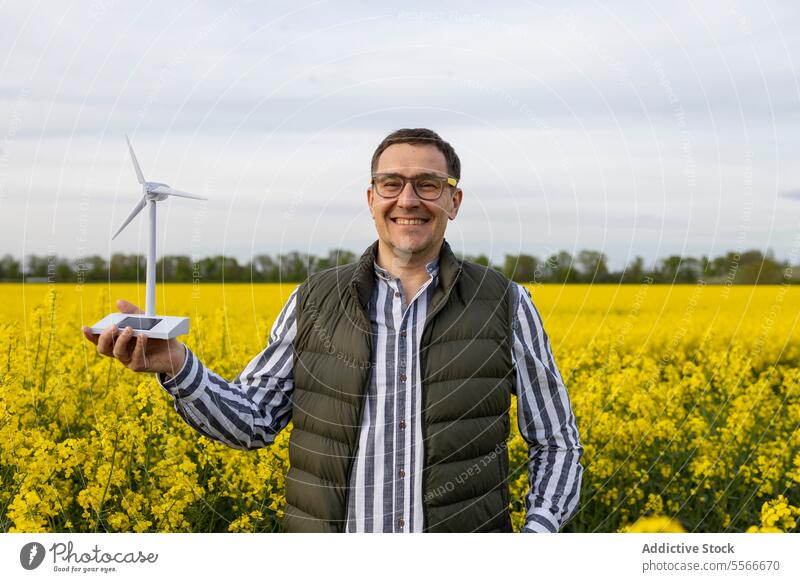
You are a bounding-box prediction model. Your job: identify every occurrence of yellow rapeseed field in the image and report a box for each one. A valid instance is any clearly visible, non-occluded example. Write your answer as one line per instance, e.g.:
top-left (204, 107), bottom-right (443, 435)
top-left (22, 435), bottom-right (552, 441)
top-left (1, 281), bottom-right (798, 533)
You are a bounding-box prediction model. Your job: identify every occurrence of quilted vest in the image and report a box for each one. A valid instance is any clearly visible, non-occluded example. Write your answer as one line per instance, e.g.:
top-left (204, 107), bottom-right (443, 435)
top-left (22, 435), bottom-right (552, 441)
top-left (283, 239), bottom-right (515, 532)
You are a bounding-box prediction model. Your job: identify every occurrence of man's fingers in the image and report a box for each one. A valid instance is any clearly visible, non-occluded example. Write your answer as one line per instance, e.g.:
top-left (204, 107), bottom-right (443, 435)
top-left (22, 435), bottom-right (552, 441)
top-left (96, 325), bottom-right (118, 356)
top-left (117, 299), bottom-right (143, 314)
top-left (129, 333), bottom-right (149, 371)
top-left (112, 326), bottom-right (135, 364)
top-left (82, 326), bottom-right (100, 346)
top-left (90, 324), bottom-right (150, 372)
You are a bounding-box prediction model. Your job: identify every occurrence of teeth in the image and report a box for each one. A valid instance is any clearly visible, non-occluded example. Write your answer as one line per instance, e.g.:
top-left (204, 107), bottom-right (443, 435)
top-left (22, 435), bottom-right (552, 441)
top-left (395, 218), bottom-right (426, 225)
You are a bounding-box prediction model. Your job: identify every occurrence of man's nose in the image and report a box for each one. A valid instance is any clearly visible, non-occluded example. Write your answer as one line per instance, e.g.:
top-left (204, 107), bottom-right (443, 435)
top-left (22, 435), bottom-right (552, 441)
top-left (396, 181), bottom-right (421, 206)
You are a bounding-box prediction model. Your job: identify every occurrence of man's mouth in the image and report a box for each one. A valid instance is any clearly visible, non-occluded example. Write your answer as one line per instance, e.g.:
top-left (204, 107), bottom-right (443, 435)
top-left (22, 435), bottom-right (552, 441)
top-left (391, 217), bottom-right (429, 225)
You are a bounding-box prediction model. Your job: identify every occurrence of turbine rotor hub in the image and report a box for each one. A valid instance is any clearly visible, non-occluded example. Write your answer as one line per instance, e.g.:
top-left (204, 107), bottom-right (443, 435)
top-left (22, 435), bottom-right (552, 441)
top-left (145, 182), bottom-right (170, 202)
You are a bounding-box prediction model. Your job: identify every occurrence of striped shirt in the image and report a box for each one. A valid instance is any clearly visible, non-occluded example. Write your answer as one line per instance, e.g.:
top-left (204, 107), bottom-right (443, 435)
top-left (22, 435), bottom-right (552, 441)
top-left (157, 258), bottom-right (583, 533)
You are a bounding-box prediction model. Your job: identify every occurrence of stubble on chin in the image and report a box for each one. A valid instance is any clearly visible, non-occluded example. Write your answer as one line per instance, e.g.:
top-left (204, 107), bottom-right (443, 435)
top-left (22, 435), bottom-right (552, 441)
top-left (386, 235), bottom-right (440, 270)
top-left (390, 244), bottom-right (414, 268)
top-left (380, 234), bottom-right (414, 267)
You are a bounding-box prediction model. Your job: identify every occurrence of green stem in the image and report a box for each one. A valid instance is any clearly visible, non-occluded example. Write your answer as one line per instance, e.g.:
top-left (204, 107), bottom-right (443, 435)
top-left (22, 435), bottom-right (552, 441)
top-left (153, 495), bottom-right (180, 532)
top-left (94, 428), bottom-right (120, 532)
top-left (40, 292), bottom-right (57, 393)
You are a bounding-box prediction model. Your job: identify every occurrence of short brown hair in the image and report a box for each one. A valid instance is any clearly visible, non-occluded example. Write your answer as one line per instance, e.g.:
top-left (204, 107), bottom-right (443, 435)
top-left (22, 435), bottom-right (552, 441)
top-left (370, 128), bottom-right (461, 180)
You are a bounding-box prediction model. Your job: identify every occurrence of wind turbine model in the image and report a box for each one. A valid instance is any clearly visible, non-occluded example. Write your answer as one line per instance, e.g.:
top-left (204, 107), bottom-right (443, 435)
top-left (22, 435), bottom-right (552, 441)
top-left (89, 135), bottom-right (207, 339)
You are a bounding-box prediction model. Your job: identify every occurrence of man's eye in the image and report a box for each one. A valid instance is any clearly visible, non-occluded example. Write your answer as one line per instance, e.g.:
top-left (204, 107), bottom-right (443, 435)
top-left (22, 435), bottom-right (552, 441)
top-left (417, 180), bottom-right (440, 191)
top-left (382, 180), bottom-right (402, 189)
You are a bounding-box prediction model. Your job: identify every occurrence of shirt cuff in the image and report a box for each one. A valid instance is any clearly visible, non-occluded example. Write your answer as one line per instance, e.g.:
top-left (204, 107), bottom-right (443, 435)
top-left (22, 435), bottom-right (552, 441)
top-left (155, 344), bottom-right (203, 400)
top-left (521, 513), bottom-right (559, 533)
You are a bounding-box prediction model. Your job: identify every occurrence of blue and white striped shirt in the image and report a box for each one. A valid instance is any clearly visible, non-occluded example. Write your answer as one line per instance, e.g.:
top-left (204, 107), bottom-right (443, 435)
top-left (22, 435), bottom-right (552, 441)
top-left (157, 258), bottom-right (583, 533)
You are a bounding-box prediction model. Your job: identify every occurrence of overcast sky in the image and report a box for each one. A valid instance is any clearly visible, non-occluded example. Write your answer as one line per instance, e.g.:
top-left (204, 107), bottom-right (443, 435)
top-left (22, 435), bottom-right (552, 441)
top-left (1, 0), bottom-right (799, 271)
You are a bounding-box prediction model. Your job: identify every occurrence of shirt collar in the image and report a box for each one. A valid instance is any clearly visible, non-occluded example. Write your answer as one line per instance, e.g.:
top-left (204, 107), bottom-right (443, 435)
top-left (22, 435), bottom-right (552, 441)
top-left (373, 257), bottom-right (440, 281)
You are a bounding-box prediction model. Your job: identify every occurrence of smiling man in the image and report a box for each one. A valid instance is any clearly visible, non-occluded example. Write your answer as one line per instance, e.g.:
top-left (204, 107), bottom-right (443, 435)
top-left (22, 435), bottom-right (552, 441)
top-left (82, 127), bottom-right (584, 533)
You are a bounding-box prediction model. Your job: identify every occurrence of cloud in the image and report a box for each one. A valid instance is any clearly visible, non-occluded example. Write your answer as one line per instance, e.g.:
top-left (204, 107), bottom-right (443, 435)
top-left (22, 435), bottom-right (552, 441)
top-left (2, 0), bottom-right (800, 267)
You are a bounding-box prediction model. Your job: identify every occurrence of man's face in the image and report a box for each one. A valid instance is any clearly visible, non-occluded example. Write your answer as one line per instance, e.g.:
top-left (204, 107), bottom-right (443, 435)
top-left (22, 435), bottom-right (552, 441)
top-left (367, 143), bottom-right (462, 262)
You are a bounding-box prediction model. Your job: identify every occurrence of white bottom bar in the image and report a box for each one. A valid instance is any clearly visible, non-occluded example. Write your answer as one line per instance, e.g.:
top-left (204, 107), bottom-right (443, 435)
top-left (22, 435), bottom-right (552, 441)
top-left (2, 533), bottom-right (797, 581)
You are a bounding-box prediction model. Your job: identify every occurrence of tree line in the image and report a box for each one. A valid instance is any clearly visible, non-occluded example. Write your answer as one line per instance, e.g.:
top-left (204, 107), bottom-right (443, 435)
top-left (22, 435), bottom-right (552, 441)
top-left (0, 247), bottom-right (795, 285)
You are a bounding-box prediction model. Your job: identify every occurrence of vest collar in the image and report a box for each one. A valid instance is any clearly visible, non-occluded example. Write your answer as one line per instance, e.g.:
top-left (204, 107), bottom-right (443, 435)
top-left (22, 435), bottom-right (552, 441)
top-left (349, 239), bottom-right (462, 314)
top-left (373, 257), bottom-right (440, 281)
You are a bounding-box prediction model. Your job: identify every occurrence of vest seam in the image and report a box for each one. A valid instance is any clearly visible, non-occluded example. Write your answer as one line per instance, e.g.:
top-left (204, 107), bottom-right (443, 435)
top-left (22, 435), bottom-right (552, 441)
top-left (439, 298), bottom-right (512, 304)
top-left (426, 336), bottom-right (506, 344)
top-left (293, 385), bottom-right (360, 409)
top-left (298, 348), bottom-right (364, 359)
top-left (426, 443), bottom-right (509, 469)
top-left (287, 465), bottom-right (348, 489)
top-left (426, 375), bottom-right (512, 384)
top-left (285, 502), bottom-right (324, 521)
top-left (284, 501), bottom-right (342, 530)
top-left (285, 501), bottom-right (345, 529)
top-left (426, 486), bottom-right (505, 511)
top-left (427, 412), bottom-right (509, 425)
top-left (290, 425), bottom-right (354, 452)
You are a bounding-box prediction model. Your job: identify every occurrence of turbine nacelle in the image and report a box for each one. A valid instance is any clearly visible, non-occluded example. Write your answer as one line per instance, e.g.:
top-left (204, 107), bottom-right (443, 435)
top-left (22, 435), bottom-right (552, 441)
top-left (144, 182), bottom-right (170, 201)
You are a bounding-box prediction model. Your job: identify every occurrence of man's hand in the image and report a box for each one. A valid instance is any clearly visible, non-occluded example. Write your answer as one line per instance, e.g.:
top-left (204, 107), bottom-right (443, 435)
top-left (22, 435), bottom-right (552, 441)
top-left (82, 299), bottom-right (186, 378)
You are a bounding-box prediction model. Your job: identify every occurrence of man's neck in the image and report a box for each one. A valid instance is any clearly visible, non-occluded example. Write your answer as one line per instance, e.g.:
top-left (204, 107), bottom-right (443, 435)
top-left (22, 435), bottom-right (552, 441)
top-left (375, 239), bottom-right (443, 281)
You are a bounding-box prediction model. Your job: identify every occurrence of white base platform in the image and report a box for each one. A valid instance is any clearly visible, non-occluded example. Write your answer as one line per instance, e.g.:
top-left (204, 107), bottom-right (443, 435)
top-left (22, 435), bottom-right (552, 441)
top-left (89, 313), bottom-right (190, 340)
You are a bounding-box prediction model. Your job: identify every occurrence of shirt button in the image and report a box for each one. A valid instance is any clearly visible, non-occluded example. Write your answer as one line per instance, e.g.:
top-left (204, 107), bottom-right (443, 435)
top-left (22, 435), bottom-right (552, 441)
top-left (399, 329), bottom-right (406, 337)
top-left (399, 469), bottom-right (405, 478)
top-left (399, 518), bottom-right (405, 529)
top-left (399, 420), bottom-right (406, 429)
top-left (394, 292), bottom-right (400, 298)
top-left (399, 373), bottom-right (406, 382)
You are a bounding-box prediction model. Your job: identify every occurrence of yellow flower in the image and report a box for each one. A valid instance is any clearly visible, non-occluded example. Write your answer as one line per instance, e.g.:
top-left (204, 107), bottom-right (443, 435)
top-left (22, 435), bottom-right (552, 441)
top-left (620, 516), bottom-right (686, 533)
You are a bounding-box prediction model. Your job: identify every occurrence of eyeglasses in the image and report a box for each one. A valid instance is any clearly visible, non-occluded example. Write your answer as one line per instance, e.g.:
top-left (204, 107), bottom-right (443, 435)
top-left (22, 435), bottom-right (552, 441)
top-left (371, 172), bottom-right (458, 201)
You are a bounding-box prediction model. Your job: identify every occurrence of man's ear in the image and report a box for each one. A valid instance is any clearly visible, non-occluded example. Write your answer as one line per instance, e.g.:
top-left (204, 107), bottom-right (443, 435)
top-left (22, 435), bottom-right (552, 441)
top-left (448, 188), bottom-right (463, 220)
top-left (367, 187), bottom-right (375, 219)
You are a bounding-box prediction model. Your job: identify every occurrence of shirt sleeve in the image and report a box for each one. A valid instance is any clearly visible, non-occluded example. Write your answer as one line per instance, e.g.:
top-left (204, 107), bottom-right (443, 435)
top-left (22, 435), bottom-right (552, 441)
top-left (511, 283), bottom-right (584, 533)
top-left (154, 286), bottom-right (299, 451)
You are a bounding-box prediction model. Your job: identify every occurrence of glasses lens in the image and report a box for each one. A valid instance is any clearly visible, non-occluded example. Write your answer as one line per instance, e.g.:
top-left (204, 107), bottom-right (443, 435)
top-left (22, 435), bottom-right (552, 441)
top-left (374, 175), bottom-right (404, 197)
top-left (414, 177), bottom-right (444, 200)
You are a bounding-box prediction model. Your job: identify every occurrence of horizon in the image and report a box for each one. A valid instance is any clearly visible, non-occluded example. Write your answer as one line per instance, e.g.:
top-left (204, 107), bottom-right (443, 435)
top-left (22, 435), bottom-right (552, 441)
top-left (2, 242), bottom-right (798, 273)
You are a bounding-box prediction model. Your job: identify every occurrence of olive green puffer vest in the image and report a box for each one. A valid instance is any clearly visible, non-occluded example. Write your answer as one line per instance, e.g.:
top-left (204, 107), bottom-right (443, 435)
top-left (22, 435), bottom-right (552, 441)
top-left (283, 240), bottom-right (515, 532)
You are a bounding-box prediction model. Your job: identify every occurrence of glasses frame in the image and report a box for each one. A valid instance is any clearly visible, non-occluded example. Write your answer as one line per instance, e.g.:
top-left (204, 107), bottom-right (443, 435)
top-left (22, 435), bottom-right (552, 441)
top-left (370, 172), bottom-right (459, 201)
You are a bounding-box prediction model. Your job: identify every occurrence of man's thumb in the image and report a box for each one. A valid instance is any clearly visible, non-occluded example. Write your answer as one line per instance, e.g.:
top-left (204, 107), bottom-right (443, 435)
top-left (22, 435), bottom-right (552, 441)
top-left (117, 299), bottom-right (144, 314)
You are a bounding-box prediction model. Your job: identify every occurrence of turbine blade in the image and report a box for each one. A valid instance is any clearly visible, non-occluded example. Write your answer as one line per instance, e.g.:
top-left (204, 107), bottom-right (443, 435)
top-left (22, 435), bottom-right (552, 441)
top-left (151, 185), bottom-right (207, 200)
top-left (125, 134), bottom-right (145, 184)
top-left (111, 195), bottom-right (147, 240)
